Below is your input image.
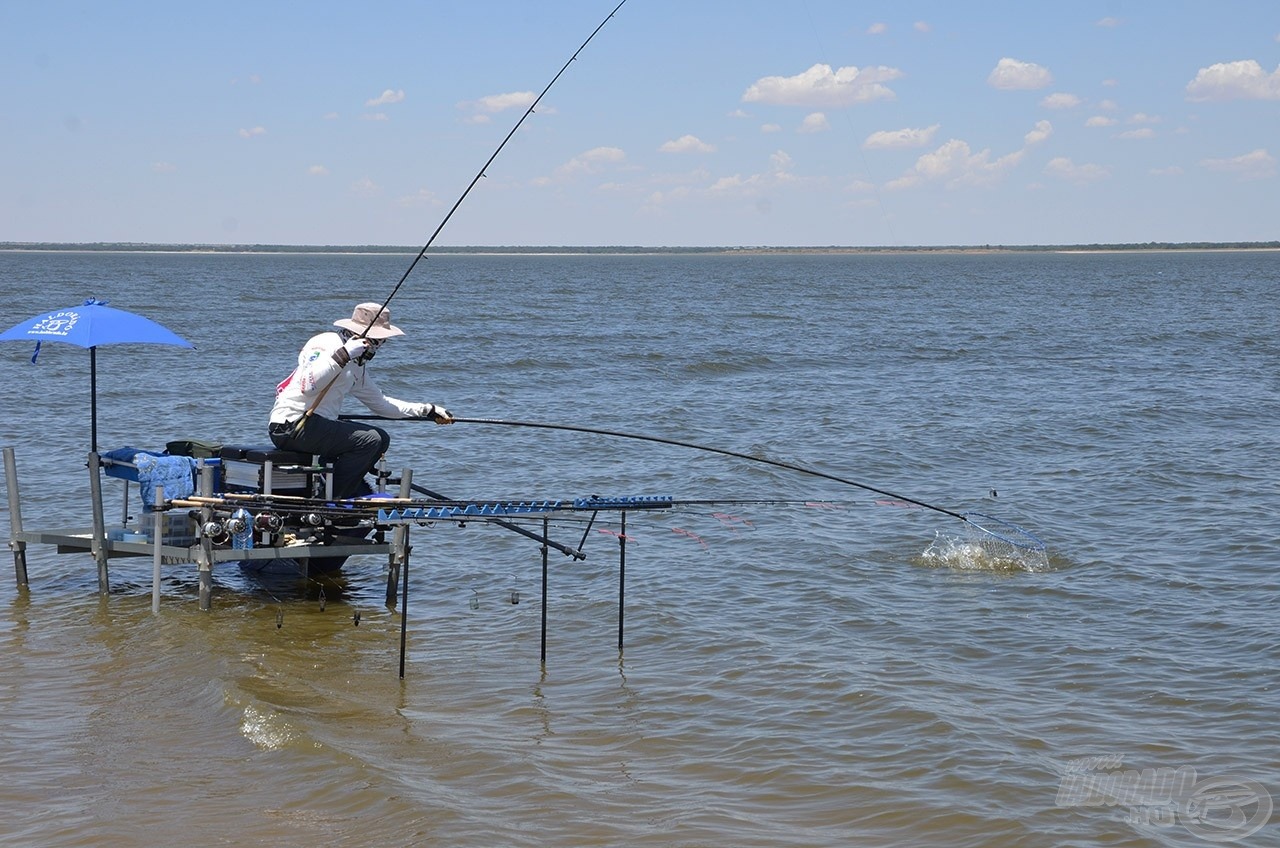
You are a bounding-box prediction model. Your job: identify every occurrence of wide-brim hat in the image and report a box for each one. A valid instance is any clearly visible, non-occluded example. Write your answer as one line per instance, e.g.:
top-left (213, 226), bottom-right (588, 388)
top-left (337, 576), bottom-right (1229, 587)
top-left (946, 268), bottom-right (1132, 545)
top-left (334, 302), bottom-right (404, 340)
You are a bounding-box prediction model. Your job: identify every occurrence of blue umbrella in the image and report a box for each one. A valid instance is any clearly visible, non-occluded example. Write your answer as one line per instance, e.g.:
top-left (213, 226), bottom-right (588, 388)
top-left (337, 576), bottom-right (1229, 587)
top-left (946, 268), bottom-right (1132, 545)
top-left (0, 298), bottom-right (194, 452)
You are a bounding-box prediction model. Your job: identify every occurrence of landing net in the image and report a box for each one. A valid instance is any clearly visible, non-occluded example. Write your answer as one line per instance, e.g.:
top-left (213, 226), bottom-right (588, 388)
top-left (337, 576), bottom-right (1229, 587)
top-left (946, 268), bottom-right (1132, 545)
top-left (921, 511), bottom-right (1049, 572)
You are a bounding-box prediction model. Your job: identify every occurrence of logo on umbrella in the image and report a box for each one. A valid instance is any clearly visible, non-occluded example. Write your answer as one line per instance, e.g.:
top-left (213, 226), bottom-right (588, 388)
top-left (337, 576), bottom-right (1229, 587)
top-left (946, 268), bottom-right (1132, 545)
top-left (30, 311), bottom-right (81, 337)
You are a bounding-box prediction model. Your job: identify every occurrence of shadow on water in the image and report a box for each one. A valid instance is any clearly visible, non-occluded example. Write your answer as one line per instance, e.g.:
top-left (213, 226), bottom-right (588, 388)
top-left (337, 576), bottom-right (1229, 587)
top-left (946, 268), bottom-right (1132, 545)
top-left (234, 558), bottom-right (362, 605)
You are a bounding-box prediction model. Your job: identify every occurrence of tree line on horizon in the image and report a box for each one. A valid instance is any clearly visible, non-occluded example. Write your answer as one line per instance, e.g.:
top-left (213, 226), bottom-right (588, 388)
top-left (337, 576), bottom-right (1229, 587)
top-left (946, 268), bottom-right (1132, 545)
top-left (2, 241), bottom-right (1277, 254)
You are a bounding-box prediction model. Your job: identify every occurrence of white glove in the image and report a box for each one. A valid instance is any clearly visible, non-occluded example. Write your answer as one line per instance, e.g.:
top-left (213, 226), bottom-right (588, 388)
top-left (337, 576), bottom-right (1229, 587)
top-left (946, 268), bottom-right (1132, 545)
top-left (415, 403), bottom-right (453, 423)
top-left (343, 337), bottom-right (370, 361)
top-left (333, 337), bottom-right (369, 366)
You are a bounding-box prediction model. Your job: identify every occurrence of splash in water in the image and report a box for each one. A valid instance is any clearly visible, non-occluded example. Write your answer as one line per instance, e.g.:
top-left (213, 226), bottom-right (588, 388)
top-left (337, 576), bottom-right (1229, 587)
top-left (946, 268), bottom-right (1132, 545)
top-left (920, 512), bottom-right (1050, 572)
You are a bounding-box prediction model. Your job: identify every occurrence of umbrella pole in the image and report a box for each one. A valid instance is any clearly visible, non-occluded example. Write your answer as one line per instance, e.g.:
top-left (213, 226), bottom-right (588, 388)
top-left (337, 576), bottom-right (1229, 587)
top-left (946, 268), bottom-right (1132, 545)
top-left (90, 346), bottom-right (98, 454)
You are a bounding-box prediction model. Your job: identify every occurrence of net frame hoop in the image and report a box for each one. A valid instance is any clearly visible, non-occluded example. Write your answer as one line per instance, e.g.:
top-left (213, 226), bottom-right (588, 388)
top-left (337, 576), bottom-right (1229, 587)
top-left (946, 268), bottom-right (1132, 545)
top-left (962, 511), bottom-right (1046, 553)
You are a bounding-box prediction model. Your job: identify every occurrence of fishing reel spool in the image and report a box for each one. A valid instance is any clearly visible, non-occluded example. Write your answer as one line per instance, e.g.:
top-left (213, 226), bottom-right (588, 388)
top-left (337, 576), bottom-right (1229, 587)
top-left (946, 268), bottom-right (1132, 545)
top-left (255, 511), bottom-right (283, 545)
top-left (201, 520), bottom-right (229, 544)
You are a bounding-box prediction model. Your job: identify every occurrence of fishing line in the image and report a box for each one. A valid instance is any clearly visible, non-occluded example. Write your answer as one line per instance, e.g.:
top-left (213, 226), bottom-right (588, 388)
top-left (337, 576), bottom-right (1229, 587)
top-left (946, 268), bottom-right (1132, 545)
top-left (341, 414), bottom-right (967, 520)
top-left (437, 418), bottom-right (1049, 560)
top-left (297, 1), bottom-right (628, 428)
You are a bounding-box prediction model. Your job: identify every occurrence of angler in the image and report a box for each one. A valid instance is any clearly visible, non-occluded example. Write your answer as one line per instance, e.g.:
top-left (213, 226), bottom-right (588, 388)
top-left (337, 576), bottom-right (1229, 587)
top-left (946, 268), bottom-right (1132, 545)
top-left (268, 302), bottom-right (453, 500)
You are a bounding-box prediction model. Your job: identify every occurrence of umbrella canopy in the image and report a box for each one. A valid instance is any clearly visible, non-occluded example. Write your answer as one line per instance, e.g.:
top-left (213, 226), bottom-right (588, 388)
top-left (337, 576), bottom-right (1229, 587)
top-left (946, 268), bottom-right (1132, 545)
top-left (0, 298), bottom-right (194, 453)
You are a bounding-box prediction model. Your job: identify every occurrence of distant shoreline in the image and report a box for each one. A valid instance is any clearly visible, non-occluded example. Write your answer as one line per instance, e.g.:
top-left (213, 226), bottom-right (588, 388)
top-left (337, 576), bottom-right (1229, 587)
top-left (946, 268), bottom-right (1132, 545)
top-left (2, 241), bottom-right (1278, 256)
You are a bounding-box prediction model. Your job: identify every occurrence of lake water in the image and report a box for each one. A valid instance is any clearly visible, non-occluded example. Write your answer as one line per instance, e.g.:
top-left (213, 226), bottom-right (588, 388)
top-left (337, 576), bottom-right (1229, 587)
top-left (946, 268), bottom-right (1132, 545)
top-left (0, 249), bottom-right (1276, 846)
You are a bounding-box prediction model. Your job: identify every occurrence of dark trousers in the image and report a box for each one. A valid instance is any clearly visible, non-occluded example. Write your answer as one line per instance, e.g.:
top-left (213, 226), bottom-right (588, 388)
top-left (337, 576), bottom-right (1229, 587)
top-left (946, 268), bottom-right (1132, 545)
top-left (269, 416), bottom-right (389, 498)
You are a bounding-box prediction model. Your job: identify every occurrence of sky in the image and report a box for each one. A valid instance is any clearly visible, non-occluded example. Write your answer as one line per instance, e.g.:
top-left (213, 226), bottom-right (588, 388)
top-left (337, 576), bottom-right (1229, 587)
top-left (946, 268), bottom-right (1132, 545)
top-left (2, 1), bottom-right (1278, 248)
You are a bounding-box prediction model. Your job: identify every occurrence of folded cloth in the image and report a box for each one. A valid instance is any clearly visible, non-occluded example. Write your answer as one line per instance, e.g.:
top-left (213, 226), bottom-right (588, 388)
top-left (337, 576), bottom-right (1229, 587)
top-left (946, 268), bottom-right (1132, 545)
top-left (100, 447), bottom-right (164, 482)
top-left (134, 453), bottom-right (197, 506)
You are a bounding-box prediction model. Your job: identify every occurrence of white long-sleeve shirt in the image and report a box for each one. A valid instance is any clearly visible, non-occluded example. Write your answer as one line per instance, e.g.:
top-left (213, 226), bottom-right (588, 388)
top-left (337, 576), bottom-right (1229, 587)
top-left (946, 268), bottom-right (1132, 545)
top-left (269, 331), bottom-right (419, 425)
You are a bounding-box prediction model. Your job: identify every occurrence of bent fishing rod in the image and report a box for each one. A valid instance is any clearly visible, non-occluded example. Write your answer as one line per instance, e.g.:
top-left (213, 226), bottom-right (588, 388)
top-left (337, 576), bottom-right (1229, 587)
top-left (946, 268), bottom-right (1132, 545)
top-left (339, 414), bottom-right (970, 522)
top-left (295, 1), bottom-right (628, 431)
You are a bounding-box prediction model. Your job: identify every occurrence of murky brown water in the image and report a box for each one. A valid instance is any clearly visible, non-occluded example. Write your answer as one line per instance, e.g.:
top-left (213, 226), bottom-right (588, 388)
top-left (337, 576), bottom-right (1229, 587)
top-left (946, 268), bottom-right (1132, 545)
top-left (2, 251), bottom-right (1277, 846)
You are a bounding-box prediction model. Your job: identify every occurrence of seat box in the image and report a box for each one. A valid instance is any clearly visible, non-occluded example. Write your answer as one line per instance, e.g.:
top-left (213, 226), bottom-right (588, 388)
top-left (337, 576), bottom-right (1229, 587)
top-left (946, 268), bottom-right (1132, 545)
top-left (218, 445), bottom-right (317, 494)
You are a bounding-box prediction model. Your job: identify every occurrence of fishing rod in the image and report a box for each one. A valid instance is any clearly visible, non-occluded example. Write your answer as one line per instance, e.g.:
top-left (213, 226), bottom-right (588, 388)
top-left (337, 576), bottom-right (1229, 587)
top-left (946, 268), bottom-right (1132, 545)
top-left (367, 0), bottom-right (627, 328)
top-left (340, 414), bottom-right (969, 521)
top-left (296, 1), bottom-right (628, 431)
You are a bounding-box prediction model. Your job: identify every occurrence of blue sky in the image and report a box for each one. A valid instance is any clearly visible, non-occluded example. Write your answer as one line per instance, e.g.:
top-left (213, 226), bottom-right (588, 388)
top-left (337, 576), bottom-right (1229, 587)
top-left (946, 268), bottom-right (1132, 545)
top-left (2, 1), bottom-right (1278, 247)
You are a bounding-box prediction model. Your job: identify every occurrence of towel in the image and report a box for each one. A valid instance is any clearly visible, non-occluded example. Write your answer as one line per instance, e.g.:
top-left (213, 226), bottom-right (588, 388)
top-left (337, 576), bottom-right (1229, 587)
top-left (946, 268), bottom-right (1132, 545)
top-left (134, 453), bottom-right (197, 506)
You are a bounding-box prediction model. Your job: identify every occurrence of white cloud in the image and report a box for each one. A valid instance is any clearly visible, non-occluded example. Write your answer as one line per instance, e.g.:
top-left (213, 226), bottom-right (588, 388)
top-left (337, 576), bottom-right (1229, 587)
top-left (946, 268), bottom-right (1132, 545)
top-left (867, 22), bottom-right (888, 35)
top-left (639, 152), bottom-right (820, 214)
top-left (798, 112), bottom-right (830, 133)
top-left (307, 165), bottom-right (329, 176)
top-left (361, 112), bottom-right (389, 122)
top-left (987, 58), bottom-right (1053, 90)
top-left (365, 89), bottom-right (405, 107)
top-left (151, 161), bottom-right (176, 173)
top-left (1186, 60), bottom-right (1280, 101)
top-left (883, 119), bottom-right (1049, 190)
top-left (554, 146), bottom-right (627, 179)
top-left (1096, 17), bottom-right (1123, 27)
top-left (1025, 120), bottom-right (1053, 145)
top-left (887, 138), bottom-right (1025, 190)
top-left (704, 155), bottom-right (800, 197)
top-left (237, 126), bottom-right (266, 139)
top-left (659, 134), bottom-right (716, 153)
top-left (1086, 116), bottom-right (1117, 127)
top-left (468, 91), bottom-right (536, 113)
top-left (1128, 112), bottom-right (1161, 124)
top-left (914, 21), bottom-right (931, 33)
top-left (1044, 157), bottom-right (1109, 183)
top-left (323, 112), bottom-right (339, 121)
top-left (761, 123), bottom-right (783, 133)
top-left (863, 124), bottom-right (940, 149)
top-left (1200, 148), bottom-right (1276, 179)
top-left (1041, 92), bottom-right (1082, 109)
top-left (742, 63), bottom-right (903, 108)
top-left (1117, 127), bottom-right (1155, 140)
top-left (708, 174), bottom-right (748, 193)
top-left (351, 177), bottom-right (381, 197)
top-left (396, 187), bottom-right (438, 207)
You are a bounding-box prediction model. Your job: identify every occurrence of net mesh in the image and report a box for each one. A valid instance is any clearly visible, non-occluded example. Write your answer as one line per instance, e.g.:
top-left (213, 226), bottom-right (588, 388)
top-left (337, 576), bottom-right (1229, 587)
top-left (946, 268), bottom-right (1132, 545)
top-left (921, 511), bottom-right (1049, 572)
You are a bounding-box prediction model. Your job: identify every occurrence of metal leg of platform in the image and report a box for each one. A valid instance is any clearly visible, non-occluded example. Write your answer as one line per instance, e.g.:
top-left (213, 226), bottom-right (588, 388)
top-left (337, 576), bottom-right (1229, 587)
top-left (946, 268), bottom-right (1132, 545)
top-left (618, 511), bottom-right (626, 653)
top-left (151, 484), bottom-right (164, 614)
top-left (198, 460), bottom-right (214, 498)
top-left (195, 462), bottom-right (215, 610)
top-left (540, 515), bottom-right (549, 665)
top-left (197, 533), bottom-right (214, 610)
top-left (387, 469), bottom-right (411, 606)
top-left (3, 447), bottom-right (29, 588)
top-left (87, 451), bottom-right (109, 595)
top-left (397, 525), bottom-right (411, 679)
